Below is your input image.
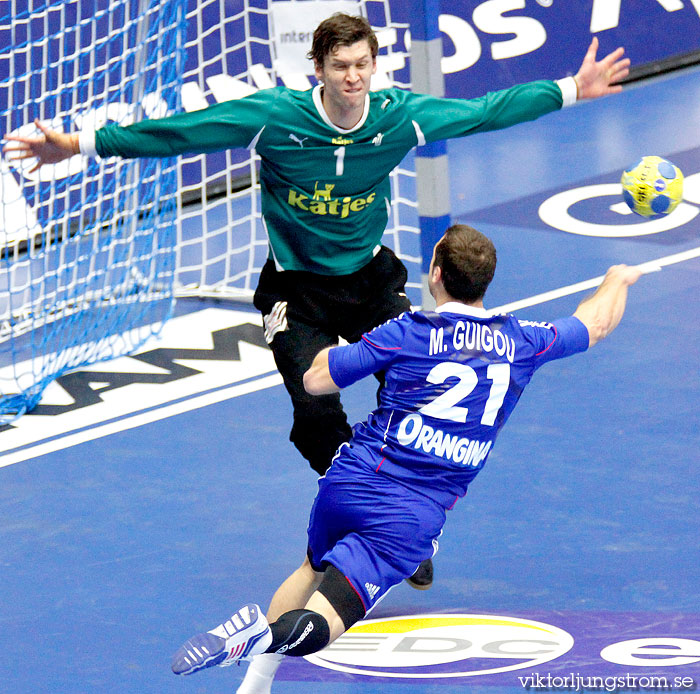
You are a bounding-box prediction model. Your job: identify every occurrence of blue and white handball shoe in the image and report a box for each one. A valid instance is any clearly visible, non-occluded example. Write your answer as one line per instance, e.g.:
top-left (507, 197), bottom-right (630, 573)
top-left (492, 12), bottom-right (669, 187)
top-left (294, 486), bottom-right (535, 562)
top-left (171, 603), bottom-right (272, 676)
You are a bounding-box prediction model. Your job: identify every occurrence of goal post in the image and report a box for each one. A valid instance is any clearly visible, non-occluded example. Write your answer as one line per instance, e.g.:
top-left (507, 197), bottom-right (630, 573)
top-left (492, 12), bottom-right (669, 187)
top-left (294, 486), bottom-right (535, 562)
top-left (402, 0), bottom-right (450, 310)
top-left (0, 0), bottom-right (421, 423)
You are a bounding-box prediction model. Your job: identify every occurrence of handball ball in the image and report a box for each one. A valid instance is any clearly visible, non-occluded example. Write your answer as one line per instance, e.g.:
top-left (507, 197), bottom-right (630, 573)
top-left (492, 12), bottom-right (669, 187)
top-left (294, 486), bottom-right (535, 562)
top-left (621, 155), bottom-right (683, 218)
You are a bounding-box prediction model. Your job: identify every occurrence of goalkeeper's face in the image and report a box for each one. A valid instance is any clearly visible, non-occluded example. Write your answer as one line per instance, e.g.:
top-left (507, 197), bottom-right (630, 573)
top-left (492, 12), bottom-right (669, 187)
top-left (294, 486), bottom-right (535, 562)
top-left (315, 40), bottom-right (376, 120)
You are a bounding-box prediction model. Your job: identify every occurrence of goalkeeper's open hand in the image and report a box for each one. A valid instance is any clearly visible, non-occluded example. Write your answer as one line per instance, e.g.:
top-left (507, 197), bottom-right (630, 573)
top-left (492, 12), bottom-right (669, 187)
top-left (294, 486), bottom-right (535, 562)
top-left (573, 37), bottom-right (631, 100)
top-left (3, 119), bottom-right (79, 173)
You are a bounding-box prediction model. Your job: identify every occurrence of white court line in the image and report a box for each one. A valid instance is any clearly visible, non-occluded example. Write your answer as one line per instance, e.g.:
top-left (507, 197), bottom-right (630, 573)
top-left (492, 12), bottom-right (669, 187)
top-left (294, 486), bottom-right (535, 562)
top-left (492, 246), bottom-right (700, 314)
top-left (2, 246), bottom-right (698, 469)
top-left (0, 373), bottom-right (283, 469)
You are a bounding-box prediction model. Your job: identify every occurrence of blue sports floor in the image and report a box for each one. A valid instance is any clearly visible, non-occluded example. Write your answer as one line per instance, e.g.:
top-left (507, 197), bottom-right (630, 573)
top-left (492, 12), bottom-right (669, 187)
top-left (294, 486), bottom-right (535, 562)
top-left (1, 69), bottom-right (699, 693)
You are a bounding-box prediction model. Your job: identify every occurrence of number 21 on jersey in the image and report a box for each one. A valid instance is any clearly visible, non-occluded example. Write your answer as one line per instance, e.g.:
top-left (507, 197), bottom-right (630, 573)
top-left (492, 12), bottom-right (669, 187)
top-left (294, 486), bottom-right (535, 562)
top-left (419, 362), bottom-right (509, 426)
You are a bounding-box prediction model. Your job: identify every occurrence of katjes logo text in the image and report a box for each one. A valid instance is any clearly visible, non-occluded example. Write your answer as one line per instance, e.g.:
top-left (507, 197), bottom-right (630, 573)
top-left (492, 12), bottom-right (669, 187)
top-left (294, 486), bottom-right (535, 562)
top-left (287, 183), bottom-right (376, 219)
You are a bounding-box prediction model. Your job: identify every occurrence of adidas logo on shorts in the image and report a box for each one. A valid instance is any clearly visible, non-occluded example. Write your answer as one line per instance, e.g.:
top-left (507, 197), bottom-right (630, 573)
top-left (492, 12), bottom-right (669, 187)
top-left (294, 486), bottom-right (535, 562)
top-left (365, 582), bottom-right (380, 600)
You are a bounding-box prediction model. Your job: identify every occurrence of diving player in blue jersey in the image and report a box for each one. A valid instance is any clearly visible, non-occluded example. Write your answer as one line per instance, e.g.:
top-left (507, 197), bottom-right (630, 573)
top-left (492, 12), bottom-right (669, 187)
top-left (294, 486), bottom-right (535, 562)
top-left (6, 12), bottom-right (631, 604)
top-left (170, 224), bottom-right (642, 691)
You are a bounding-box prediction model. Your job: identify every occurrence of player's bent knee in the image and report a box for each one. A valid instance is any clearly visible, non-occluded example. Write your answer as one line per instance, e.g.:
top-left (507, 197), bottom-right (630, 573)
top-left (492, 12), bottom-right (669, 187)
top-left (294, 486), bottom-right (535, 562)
top-left (267, 609), bottom-right (330, 657)
top-left (317, 564), bottom-right (366, 631)
top-left (299, 555), bottom-right (324, 587)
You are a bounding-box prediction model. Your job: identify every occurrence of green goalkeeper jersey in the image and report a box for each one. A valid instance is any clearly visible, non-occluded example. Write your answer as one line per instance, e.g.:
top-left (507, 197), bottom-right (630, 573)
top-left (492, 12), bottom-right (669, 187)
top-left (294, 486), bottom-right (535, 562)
top-left (94, 81), bottom-right (564, 275)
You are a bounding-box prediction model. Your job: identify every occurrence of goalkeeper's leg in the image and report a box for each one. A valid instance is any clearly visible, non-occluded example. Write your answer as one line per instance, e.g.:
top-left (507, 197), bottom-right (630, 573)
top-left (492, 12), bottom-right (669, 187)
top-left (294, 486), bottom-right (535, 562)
top-left (276, 329), bottom-right (352, 475)
top-left (260, 315), bottom-right (352, 475)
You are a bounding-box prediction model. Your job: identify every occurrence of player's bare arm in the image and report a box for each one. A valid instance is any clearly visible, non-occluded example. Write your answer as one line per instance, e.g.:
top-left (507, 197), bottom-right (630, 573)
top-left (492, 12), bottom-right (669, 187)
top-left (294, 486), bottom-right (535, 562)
top-left (303, 347), bottom-right (339, 395)
top-left (573, 37), bottom-right (631, 99)
top-left (573, 264), bottom-right (642, 347)
top-left (3, 118), bottom-right (78, 173)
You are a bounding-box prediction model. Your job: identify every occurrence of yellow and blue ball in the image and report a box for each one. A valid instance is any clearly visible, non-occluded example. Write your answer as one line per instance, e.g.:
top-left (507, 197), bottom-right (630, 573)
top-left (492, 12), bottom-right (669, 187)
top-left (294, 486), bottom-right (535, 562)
top-left (621, 155), bottom-right (683, 218)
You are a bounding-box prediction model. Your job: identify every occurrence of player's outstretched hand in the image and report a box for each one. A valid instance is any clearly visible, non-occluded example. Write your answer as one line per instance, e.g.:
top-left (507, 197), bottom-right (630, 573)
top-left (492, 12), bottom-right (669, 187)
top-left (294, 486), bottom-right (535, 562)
top-left (605, 264), bottom-right (643, 287)
top-left (3, 119), bottom-right (78, 172)
top-left (573, 37), bottom-right (630, 100)
top-left (573, 263), bottom-right (642, 347)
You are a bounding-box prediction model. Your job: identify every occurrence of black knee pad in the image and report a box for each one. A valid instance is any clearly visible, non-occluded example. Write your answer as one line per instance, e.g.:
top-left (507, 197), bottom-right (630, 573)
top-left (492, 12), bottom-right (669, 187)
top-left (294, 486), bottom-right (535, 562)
top-left (317, 564), bottom-right (366, 631)
top-left (268, 609), bottom-right (330, 657)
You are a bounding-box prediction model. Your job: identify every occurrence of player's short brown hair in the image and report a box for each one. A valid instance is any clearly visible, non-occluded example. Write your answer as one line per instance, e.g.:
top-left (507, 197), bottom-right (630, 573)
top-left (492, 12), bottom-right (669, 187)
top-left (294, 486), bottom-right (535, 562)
top-left (308, 13), bottom-right (378, 66)
top-left (433, 225), bottom-right (497, 303)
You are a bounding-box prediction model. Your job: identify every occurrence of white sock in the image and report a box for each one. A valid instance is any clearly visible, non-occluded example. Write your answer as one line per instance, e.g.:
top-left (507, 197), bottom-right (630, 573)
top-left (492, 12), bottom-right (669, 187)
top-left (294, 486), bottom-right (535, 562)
top-left (236, 653), bottom-right (284, 694)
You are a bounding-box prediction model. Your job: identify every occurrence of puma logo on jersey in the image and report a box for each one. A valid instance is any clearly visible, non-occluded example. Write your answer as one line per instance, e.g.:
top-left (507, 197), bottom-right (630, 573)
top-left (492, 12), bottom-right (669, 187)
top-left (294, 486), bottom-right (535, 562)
top-left (289, 134), bottom-right (308, 148)
top-left (372, 132), bottom-right (384, 146)
top-left (365, 583), bottom-right (380, 600)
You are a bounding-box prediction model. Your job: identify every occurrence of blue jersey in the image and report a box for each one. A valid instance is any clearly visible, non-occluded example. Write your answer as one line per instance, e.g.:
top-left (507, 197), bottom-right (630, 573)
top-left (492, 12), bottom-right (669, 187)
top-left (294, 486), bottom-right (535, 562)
top-left (328, 302), bottom-right (589, 508)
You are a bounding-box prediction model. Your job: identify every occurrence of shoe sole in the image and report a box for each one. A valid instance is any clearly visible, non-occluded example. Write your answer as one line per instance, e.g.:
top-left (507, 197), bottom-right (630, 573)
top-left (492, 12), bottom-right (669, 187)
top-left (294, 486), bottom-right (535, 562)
top-left (172, 632), bottom-right (228, 675)
top-left (172, 604), bottom-right (268, 676)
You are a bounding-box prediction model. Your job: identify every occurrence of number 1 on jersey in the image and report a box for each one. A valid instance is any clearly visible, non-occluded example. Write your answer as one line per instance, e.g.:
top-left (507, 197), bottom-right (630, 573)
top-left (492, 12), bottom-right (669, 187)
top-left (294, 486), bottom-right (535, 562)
top-left (334, 146), bottom-right (345, 176)
top-left (481, 363), bottom-right (509, 426)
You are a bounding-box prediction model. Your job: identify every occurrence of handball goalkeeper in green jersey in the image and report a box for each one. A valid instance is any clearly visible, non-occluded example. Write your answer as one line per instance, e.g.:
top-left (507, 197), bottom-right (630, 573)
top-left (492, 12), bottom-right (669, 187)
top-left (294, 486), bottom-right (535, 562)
top-left (4, 13), bottom-right (630, 595)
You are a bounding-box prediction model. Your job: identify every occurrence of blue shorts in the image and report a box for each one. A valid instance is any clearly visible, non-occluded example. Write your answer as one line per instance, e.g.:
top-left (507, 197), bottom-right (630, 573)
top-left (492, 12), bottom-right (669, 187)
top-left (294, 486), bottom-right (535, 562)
top-left (307, 454), bottom-right (446, 613)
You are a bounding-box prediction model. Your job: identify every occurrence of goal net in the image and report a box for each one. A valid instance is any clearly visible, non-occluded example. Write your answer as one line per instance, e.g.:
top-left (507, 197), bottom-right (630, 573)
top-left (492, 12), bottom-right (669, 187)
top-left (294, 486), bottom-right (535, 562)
top-left (0, 0), bottom-right (419, 423)
top-left (0, 0), bottom-right (184, 422)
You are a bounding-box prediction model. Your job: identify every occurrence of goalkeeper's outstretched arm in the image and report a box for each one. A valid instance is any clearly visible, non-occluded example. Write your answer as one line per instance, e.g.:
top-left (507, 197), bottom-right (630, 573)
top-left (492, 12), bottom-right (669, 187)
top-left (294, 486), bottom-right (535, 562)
top-left (4, 89), bottom-right (274, 165)
top-left (3, 37), bottom-right (628, 172)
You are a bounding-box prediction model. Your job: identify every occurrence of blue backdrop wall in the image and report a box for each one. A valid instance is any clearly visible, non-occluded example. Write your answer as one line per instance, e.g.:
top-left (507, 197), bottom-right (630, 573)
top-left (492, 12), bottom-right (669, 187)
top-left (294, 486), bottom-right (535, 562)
top-left (389, 0), bottom-right (700, 98)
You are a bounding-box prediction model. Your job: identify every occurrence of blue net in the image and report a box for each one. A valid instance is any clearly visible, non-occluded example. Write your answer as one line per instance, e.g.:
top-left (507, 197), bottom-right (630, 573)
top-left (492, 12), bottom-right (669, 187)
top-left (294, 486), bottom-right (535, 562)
top-left (0, 0), bottom-right (186, 423)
